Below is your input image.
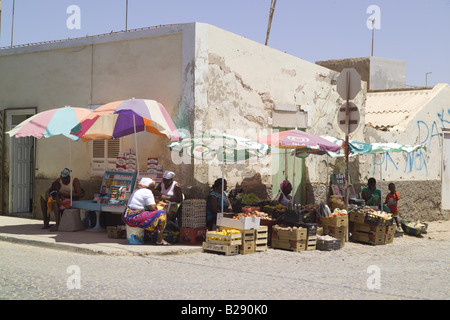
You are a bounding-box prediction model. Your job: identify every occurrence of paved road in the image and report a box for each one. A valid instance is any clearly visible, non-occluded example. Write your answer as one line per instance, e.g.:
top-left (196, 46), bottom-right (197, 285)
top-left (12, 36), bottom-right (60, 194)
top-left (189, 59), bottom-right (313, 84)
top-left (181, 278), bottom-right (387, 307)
top-left (1, 223), bottom-right (448, 302)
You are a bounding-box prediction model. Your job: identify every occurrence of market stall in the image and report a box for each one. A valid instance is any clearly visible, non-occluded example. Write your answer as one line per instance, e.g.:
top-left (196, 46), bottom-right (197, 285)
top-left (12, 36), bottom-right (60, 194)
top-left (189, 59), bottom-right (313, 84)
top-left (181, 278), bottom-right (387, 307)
top-left (71, 170), bottom-right (137, 231)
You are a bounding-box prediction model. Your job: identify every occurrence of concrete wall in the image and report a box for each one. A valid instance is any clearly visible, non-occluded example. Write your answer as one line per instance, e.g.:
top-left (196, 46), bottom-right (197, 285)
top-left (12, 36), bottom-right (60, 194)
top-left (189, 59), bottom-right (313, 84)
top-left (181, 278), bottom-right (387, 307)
top-left (362, 84), bottom-right (450, 220)
top-left (316, 57), bottom-right (406, 90)
top-left (196, 24), bottom-right (367, 203)
top-left (0, 26), bottom-right (189, 216)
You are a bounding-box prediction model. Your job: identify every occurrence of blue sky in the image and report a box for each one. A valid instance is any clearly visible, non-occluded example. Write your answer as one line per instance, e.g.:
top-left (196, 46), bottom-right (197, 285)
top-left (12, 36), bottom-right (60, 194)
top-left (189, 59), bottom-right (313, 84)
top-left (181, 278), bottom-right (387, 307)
top-left (1, 0), bottom-right (449, 87)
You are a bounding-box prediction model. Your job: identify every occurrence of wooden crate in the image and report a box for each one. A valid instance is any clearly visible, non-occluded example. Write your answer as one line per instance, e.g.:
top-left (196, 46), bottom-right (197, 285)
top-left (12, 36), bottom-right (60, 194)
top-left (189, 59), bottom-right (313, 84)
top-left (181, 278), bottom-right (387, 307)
top-left (306, 235), bottom-right (317, 250)
top-left (255, 226), bottom-right (268, 252)
top-left (202, 242), bottom-right (239, 256)
top-left (205, 231), bottom-right (242, 245)
top-left (240, 241), bottom-right (255, 255)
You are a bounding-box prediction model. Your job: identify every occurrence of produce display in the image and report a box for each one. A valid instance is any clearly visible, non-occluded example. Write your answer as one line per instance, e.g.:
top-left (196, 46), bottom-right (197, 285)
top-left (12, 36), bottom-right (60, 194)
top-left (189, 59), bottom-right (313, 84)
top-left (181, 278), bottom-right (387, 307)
top-left (237, 193), bottom-right (260, 206)
top-left (272, 224), bottom-right (304, 232)
top-left (232, 211), bottom-right (272, 220)
top-left (324, 208), bottom-right (347, 218)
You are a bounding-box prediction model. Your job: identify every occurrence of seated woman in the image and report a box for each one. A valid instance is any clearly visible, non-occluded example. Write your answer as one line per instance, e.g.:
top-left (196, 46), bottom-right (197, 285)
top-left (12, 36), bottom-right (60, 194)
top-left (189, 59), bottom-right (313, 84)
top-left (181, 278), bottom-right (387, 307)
top-left (40, 168), bottom-right (83, 231)
top-left (206, 178), bottom-right (232, 230)
top-left (274, 180), bottom-right (293, 206)
top-left (361, 177), bottom-right (381, 208)
top-left (122, 177), bottom-right (170, 245)
top-left (153, 171), bottom-right (184, 221)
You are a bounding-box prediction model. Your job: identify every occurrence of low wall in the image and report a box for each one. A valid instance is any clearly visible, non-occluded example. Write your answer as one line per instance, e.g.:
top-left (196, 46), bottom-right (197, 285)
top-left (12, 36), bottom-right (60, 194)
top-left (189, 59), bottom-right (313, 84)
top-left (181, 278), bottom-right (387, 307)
top-left (306, 180), bottom-right (446, 222)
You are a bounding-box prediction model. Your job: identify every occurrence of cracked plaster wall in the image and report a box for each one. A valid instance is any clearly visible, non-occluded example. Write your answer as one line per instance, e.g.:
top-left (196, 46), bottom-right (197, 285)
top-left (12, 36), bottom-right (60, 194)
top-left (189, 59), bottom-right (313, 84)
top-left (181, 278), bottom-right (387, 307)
top-left (193, 24), bottom-right (367, 201)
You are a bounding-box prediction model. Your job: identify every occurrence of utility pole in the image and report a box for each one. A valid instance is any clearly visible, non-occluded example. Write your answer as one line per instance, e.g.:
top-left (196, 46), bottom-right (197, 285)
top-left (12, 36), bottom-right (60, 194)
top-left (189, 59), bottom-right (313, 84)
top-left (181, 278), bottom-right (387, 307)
top-left (369, 18), bottom-right (375, 56)
top-left (265, 0), bottom-right (277, 46)
top-left (125, 0), bottom-right (129, 31)
top-left (11, 0), bottom-right (15, 47)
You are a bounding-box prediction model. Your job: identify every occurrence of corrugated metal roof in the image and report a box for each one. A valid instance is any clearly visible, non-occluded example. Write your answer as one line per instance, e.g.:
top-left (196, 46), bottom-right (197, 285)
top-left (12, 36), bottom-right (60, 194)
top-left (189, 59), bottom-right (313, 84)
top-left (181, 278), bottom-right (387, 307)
top-left (365, 87), bottom-right (434, 129)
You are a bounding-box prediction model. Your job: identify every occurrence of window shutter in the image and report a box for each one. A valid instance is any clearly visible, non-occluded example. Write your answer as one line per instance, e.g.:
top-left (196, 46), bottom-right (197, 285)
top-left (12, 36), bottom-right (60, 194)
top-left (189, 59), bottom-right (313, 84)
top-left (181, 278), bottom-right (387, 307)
top-left (91, 139), bottom-right (121, 173)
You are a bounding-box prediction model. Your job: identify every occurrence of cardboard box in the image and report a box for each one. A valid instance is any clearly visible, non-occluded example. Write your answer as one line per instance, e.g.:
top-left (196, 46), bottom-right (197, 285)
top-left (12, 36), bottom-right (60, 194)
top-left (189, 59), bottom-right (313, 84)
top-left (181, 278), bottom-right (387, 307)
top-left (352, 231), bottom-right (385, 245)
top-left (216, 213), bottom-right (260, 230)
top-left (271, 239), bottom-right (307, 252)
top-left (351, 222), bottom-right (385, 234)
top-left (323, 225), bottom-right (348, 237)
top-left (271, 227), bottom-right (307, 241)
top-left (320, 216), bottom-right (349, 227)
top-left (349, 211), bottom-right (366, 224)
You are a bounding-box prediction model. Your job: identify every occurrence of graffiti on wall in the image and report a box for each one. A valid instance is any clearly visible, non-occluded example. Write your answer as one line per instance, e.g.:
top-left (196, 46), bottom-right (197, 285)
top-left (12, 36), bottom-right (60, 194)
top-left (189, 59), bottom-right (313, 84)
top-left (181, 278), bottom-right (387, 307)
top-left (373, 108), bottom-right (450, 177)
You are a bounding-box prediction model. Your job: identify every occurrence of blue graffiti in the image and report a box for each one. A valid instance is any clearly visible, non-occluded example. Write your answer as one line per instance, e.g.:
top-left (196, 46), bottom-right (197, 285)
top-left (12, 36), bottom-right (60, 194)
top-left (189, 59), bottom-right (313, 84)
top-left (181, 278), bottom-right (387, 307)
top-left (372, 152), bottom-right (398, 175)
top-left (404, 149), bottom-right (428, 176)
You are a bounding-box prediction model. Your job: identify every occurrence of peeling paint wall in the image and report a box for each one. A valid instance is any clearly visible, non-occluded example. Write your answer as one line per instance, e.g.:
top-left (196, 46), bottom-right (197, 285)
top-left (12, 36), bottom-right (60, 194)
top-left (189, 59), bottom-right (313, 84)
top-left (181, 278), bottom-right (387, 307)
top-left (197, 24), bottom-right (366, 201)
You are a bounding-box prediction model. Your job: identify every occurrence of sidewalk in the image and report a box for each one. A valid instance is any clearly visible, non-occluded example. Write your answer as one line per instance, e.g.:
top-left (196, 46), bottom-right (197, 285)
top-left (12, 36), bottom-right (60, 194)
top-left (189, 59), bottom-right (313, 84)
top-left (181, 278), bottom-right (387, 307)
top-left (0, 215), bottom-right (202, 256)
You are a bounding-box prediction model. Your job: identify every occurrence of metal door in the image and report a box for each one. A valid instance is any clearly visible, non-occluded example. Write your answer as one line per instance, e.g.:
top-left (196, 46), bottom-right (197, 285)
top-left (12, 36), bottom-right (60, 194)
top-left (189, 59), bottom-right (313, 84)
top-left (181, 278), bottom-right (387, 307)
top-left (10, 136), bottom-right (34, 213)
top-left (442, 131), bottom-right (450, 210)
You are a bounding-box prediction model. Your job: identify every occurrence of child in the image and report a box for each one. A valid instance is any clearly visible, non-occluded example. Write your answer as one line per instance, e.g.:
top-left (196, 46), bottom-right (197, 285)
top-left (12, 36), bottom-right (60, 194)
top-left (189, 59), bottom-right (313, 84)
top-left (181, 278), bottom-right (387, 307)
top-left (385, 183), bottom-right (401, 230)
top-left (40, 181), bottom-right (62, 229)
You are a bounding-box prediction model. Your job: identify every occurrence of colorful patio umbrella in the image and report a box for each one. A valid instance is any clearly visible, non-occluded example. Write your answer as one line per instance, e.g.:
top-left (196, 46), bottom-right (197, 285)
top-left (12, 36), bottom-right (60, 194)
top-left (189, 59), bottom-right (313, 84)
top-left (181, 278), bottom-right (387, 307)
top-left (71, 99), bottom-right (182, 175)
top-left (168, 134), bottom-right (271, 163)
top-left (258, 130), bottom-right (341, 154)
top-left (7, 106), bottom-right (93, 203)
top-left (71, 99), bottom-right (181, 142)
top-left (258, 130), bottom-right (341, 204)
top-left (7, 106), bottom-right (92, 141)
top-left (169, 134), bottom-right (271, 212)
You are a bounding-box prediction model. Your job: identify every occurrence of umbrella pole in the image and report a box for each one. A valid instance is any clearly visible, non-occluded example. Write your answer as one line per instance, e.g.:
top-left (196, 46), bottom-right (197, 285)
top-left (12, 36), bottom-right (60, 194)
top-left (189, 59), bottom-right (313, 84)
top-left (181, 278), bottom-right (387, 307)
top-left (292, 150), bottom-right (296, 205)
top-left (70, 140), bottom-right (72, 205)
top-left (133, 114), bottom-right (140, 176)
top-left (285, 149), bottom-right (288, 180)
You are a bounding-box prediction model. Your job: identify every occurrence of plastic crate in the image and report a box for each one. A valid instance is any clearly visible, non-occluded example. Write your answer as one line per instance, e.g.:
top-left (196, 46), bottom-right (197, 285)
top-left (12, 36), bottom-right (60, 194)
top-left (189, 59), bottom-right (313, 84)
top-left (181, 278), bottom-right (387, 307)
top-left (181, 199), bottom-right (206, 228)
top-left (316, 238), bottom-right (341, 251)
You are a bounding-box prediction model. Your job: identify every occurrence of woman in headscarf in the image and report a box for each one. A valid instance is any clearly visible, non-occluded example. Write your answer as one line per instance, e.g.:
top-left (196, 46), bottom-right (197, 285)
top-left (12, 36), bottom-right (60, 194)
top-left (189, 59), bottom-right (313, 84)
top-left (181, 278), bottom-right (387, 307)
top-left (40, 168), bottom-right (83, 230)
top-left (206, 178), bottom-right (232, 230)
top-left (274, 179), bottom-right (293, 206)
top-left (123, 177), bottom-right (170, 245)
top-left (153, 170), bottom-right (184, 222)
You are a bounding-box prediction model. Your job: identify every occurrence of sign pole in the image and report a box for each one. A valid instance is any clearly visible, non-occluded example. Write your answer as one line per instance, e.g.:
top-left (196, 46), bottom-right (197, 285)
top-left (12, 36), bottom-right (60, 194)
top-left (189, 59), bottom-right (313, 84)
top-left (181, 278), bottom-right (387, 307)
top-left (345, 72), bottom-right (350, 213)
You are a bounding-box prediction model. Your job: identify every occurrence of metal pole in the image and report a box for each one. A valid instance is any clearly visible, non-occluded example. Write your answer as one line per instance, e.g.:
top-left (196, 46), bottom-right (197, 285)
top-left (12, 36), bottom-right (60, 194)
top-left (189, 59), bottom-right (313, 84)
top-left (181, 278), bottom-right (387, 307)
top-left (125, 0), bottom-right (129, 31)
top-left (11, 0), bottom-right (16, 47)
top-left (344, 72), bottom-right (351, 211)
top-left (370, 18), bottom-right (375, 56)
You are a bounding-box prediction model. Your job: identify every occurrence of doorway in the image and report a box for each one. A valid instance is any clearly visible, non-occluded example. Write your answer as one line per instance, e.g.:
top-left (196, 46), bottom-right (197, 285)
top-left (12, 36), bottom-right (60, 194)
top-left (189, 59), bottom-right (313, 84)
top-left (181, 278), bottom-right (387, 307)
top-left (7, 109), bottom-right (36, 215)
top-left (271, 127), bottom-right (305, 205)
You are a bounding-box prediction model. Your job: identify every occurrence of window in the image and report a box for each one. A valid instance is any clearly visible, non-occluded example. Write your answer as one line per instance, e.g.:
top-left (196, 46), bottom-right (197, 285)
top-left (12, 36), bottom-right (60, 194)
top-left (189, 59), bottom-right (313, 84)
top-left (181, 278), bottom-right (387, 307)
top-left (91, 139), bottom-right (121, 174)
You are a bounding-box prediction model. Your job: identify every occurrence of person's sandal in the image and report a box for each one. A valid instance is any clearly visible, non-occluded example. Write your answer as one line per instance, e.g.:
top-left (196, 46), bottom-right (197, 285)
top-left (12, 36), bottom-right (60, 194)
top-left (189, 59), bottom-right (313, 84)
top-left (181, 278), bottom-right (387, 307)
top-left (156, 240), bottom-right (171, 246)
